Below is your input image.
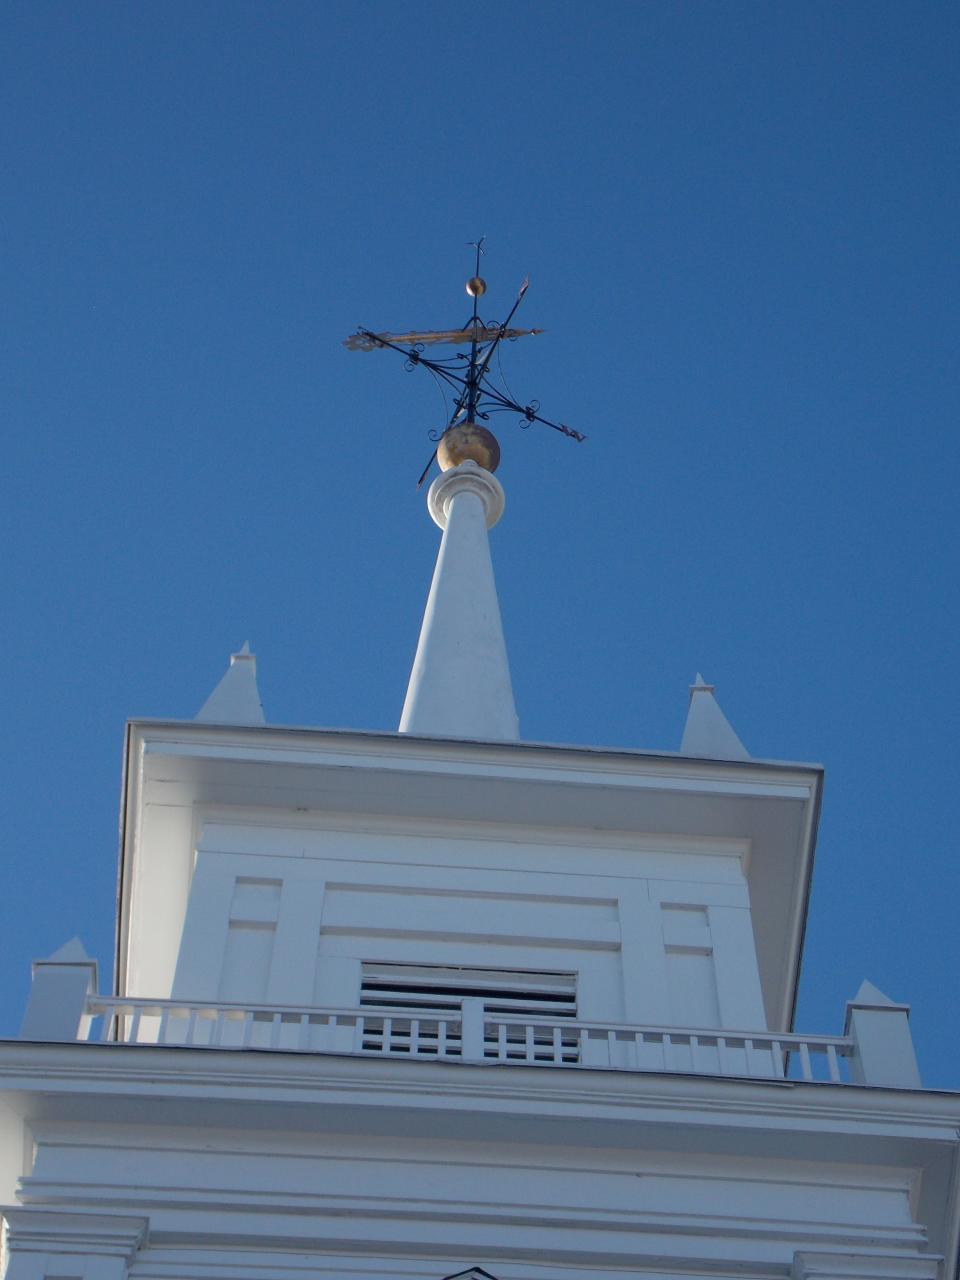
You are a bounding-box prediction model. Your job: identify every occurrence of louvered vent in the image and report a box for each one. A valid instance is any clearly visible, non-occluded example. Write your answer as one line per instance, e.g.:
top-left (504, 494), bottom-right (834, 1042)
top-left (359, 962), bottom-right (578, 1061)
top-left (361, 962), bottom-right (577, 1016)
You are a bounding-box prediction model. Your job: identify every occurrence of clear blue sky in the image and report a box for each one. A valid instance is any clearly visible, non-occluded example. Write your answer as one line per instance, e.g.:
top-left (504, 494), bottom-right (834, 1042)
top-left (2, 2), bottom-right (958, 1085)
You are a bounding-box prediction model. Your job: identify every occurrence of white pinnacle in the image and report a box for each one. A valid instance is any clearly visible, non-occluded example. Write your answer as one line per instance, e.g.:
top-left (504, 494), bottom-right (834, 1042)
top-left (195, 641), bottom-right (266, 726)
top-left (850, 979), bottom-right (899, 1007)
top-left (400, 461), bottom-right (519, 741)
top-left (679, 672), bottom-right (749, 760)
top-left (38, 938), bottom-right (94, 965)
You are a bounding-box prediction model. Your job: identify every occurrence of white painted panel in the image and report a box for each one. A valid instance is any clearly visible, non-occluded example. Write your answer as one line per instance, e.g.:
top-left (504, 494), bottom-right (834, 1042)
top-left (313, 955), bottom-right (361, 1007)
top-left (199, 818), bottom-right (748, 885)
top-left (321, 886), bottom-right (618, 949)
top-left (665, 948), bottom-right (720, 1028)
top-left (649, 878), bottom-right (750, 908)
top-left (566, 959), bottom-right (621, 1021)
top-left (29, 1130), bottom-right (918, 1231)
top-left (618, 887), bottom-right (671, 1024)
top-left (267, 878), bottom-right (326, 1006)
top-left (197, 848), bottom-right (314, 880)
top-left (230, 877), bottom-right (281, 922)
top-left (661, 903), bottom-right (713, 949)
top-left (709, 904), bottom-right (767, 1029)
top-left (171, 861), bottom-right (235, 1001)
top-left (126, 801), bottom-right (194, 998)
top-left (219, 923), bottom-right (275, 1003)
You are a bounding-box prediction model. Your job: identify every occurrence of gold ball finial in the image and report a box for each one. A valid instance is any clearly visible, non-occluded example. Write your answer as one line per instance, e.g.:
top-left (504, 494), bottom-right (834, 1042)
top-left (437, 423), bottom-right (500, 473)
top-left (466, 276), bottom-right (487, 298)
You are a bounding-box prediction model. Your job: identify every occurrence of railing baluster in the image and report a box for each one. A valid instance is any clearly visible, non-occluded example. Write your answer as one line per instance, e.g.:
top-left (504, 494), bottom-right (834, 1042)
top-left (240, 1011), bottom-right (254, 1048)
top-left (157, 1007), bottom-right (170, 1045)
top-left (410, 1018), bottom-right (420, 1056)
top-left (438, 1018), bottom-right (448, 1057)
top-left (771, 1039), bottom-right (785, 1077)
top-left (460, 999), bottom-right (485, 1061)
top-left (552, 1026), bottom-right (562, 1063)
top-left (383, 1016), bottom-right (393, 1053)
top-left (497, 1022), bottom-right (507, 1061)
top-left (799, 1041), bottom-right (813, 1081)
top-left (717, 1036), bottom-right (727, 1073)
top-left (826, 1042), bottom-right (841, 1082)
top-left (128, 1008), bottom-right (142, 1045)
top-left (690, 1034), bottom-right (699, 1070)
top-left (270, 1012), bottom-right (282, 1049)
top-left (186, 1007), bottom-right (199, 1046)
top-left (663, 1033), bottom-right (672, 1070)
top-left (744, 1037), bottom-right (754, 1076)
top-left (525, 1023), bottom-right (535, 1062)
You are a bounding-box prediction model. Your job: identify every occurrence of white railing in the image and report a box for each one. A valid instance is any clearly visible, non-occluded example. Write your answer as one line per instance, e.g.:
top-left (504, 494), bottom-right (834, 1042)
top-left (82, 995), bottom-right (855, 1083)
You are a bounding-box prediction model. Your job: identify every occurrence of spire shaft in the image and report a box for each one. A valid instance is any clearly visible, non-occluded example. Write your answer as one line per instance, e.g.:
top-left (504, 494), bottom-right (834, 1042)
top-left (399, 463), bottom-right (518, 741)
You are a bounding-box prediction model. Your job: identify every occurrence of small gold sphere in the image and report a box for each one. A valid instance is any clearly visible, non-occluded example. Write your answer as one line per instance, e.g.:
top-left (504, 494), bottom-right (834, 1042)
top-left (465, 275), bottom-right (487, 298)
top-left (437, 423), bottom-right (501, 473)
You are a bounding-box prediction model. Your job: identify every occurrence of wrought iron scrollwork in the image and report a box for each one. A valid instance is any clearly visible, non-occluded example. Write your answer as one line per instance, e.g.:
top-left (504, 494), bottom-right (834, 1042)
top-left (403, 343), bottom-right (425, 372)
top-left (344, 241), bottom-right (586, 484)
top-left (519, 401), bottom-right (541, 429)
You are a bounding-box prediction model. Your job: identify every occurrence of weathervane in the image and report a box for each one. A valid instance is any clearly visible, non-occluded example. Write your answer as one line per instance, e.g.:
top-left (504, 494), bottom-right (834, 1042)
top-left (344, 238), bottom-right (585, 486)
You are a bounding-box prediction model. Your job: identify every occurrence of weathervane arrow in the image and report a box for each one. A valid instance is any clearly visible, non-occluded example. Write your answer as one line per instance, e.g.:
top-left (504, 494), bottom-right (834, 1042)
top-left (343, 324), bottom-right (544, 352)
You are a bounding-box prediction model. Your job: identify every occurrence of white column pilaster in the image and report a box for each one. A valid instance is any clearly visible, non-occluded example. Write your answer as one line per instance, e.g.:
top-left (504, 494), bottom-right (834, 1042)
top-left (266, 877), bottom-right (326, 1006)
top-left (793, 1251), bottom-right (940, 1280)
top-left (170, 863), bottom-right (234, 1001)
top-left (844, 981), bottom-right (922, 1088)
top-left (0, 1210), bottom-right (147, 1280)
top-left (20, 940), bottom-right (98, 1043)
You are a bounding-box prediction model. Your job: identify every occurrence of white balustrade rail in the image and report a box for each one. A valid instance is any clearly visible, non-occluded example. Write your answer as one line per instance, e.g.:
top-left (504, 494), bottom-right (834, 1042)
top-left (82, 996), bottom-right (855, 1083)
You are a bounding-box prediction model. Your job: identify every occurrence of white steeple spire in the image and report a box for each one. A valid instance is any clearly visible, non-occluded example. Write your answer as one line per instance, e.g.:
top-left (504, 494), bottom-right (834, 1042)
top-left (195, 641), bottom-right (266, 726)
top-left (680, 672), bottom-right (749, 760)
top-left (400, 460), bottom-right (519, 741)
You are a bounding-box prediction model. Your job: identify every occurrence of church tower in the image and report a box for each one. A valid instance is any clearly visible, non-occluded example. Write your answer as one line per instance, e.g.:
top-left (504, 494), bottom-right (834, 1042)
top-left (2, 263), bottom-right (959, 1280)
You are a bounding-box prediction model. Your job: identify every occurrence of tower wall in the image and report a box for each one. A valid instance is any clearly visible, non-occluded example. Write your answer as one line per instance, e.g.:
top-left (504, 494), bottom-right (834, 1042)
top-left (168, 813), bottom-right (767, 1032)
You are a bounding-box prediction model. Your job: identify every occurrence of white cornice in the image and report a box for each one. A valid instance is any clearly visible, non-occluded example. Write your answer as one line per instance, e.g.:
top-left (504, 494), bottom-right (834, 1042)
top-left (1, 1040), bottom-right (958, 1134)
top-left (124, 716), bottom-right (824, 778)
